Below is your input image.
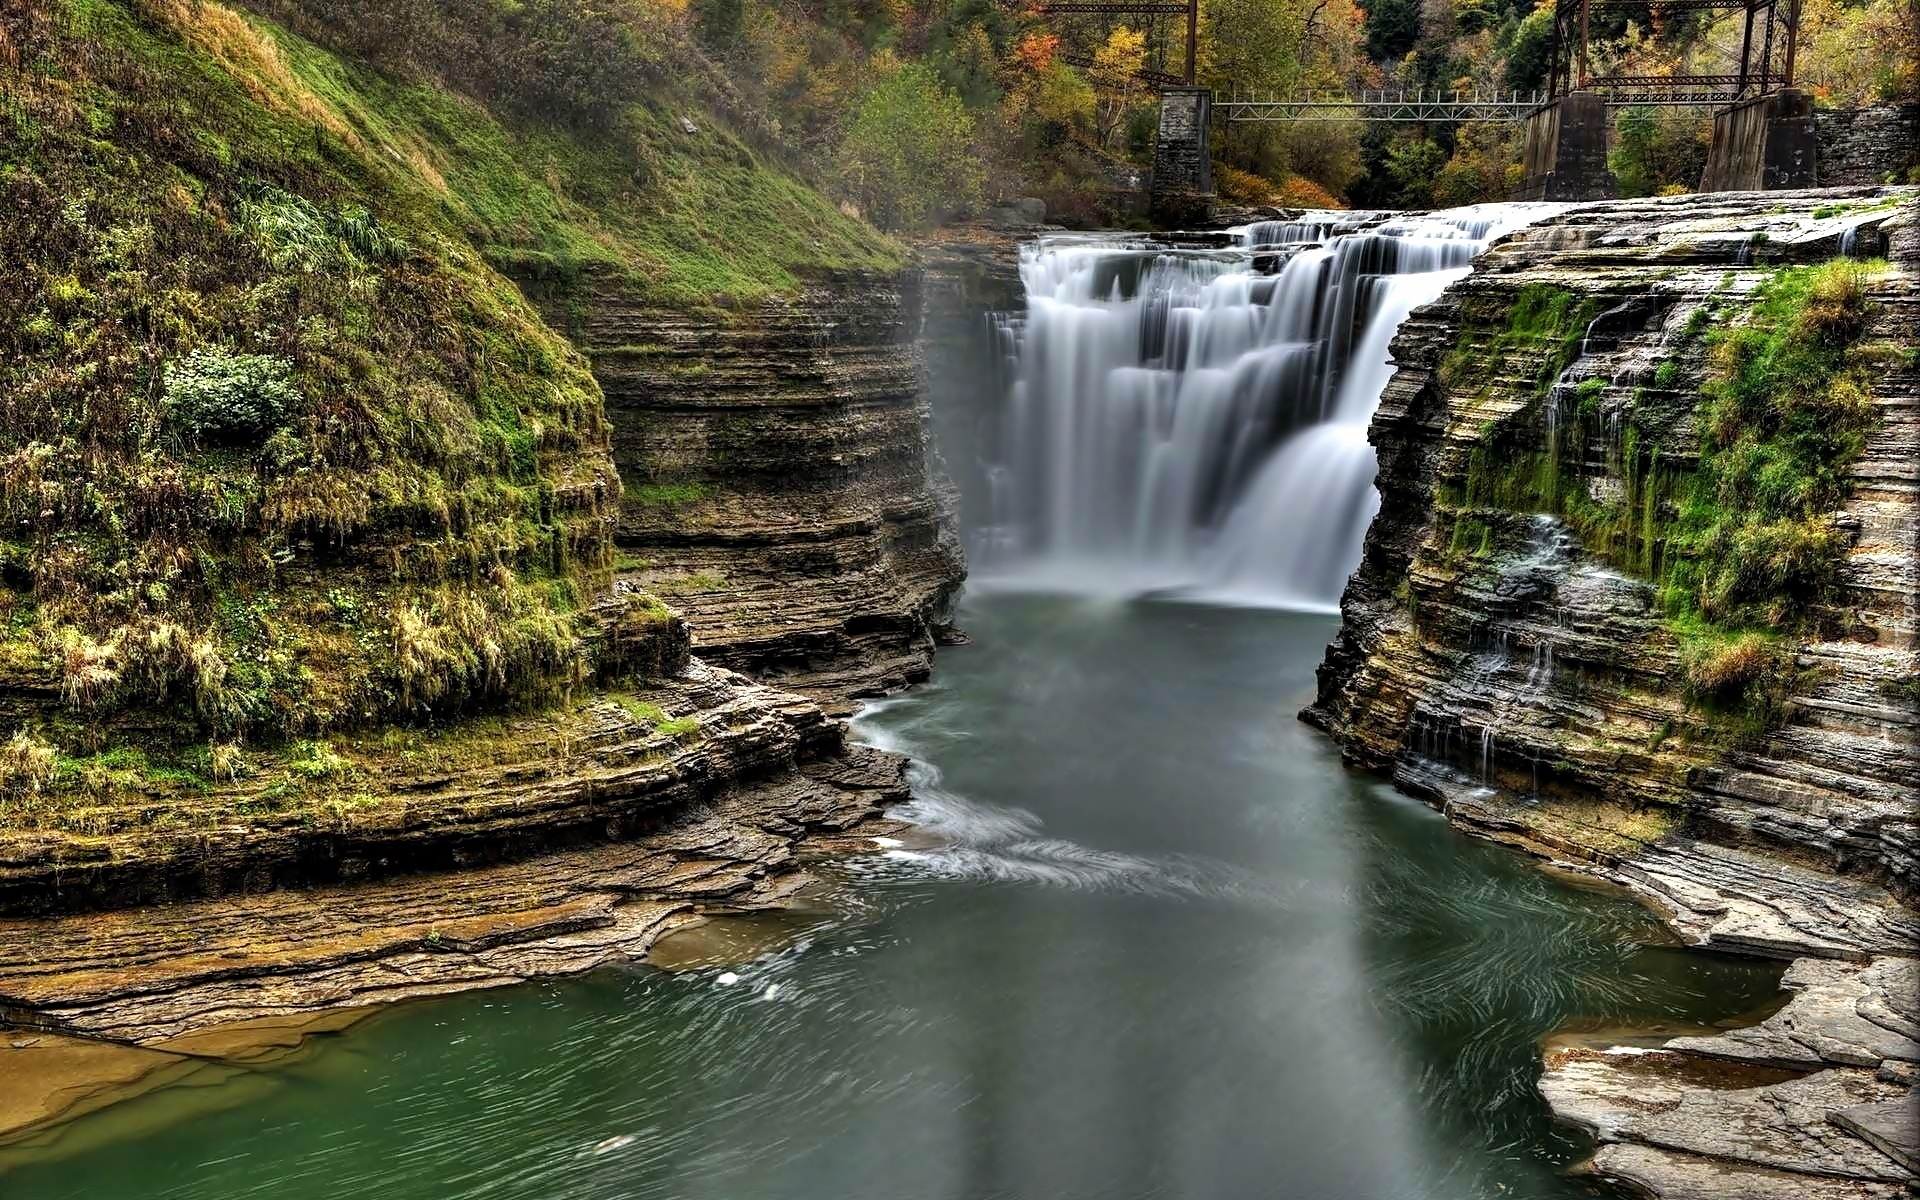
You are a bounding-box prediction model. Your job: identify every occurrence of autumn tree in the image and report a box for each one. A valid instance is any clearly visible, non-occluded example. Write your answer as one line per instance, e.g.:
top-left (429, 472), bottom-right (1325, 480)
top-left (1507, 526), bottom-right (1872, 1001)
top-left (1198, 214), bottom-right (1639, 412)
top-left (1088, 26), bottom-right (1150, 147)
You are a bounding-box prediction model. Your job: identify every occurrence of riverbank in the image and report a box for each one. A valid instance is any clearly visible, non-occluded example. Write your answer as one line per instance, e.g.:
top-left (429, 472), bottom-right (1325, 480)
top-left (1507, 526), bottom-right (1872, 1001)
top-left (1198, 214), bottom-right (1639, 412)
top-left (0, 735), bottom-right (907, 1139)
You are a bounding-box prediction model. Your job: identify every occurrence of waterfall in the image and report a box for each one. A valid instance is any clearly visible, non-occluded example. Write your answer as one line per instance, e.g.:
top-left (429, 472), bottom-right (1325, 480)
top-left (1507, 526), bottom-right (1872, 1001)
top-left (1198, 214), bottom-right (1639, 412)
top-left (976, 204), bottom-right (1561, 611)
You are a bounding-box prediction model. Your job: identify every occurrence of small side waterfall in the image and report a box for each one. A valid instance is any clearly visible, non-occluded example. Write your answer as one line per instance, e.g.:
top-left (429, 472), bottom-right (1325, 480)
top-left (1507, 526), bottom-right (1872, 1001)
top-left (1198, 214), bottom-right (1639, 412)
top-left (976, 204), bottom-right (1559, 610)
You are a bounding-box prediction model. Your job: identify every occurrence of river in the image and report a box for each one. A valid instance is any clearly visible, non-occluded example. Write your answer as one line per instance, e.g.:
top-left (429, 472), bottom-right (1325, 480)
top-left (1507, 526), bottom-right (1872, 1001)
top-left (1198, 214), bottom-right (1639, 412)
top-left (2, 596), bottom-right (1780, 1200)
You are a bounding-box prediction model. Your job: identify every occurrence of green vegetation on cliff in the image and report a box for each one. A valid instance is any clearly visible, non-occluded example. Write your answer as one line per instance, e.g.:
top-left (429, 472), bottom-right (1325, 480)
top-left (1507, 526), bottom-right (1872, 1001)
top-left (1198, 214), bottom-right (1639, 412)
top-left (0, 0), bottom-right (898, 819)
top-left (1443, 260), bottom-right (1887, 727)
top-left (3, 0), bottom-right (618, 751)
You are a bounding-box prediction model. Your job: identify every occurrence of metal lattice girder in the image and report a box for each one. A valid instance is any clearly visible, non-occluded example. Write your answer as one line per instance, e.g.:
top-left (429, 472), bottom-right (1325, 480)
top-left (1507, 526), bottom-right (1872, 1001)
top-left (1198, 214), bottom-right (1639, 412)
top-left (1040, 2), bottom-right (1192, 11)
top-left (1592, 91), bottom-right (1752, 104)
top-left (1219, 89), bottom-right (1551, 122)
top-left (1588, 73), bottom-right (1748, 86)
top-left (1585, 0), bottom-right (1751, 8)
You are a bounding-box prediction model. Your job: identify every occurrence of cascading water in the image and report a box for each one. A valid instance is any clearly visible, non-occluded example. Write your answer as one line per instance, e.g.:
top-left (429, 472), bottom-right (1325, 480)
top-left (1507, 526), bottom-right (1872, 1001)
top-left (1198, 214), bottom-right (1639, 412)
top-left (976, 204), bottom-right (1560, 610)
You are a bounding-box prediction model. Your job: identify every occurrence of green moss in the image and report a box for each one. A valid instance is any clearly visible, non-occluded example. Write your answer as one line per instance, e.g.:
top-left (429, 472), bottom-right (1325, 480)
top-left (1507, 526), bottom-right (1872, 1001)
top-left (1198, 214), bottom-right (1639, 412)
top-left (1450, 259), bottom-right (1886, 741)
top-left (1441, 284), bottom-right (1597, 401)
top-left (613, 696), bottom-right (670, 726)
top-left (624, 482), bottom-right (712, 507)
top-left (652, 571), bottom-right (727, 593)
top-left (611, 694), bottom-right (702, 739)
top-left (1810, 197), bottom-right (1901, 220)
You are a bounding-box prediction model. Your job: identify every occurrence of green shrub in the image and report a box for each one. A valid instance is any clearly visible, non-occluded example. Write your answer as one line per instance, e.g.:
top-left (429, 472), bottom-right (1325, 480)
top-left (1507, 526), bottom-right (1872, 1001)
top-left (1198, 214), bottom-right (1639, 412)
top-left (1674, 259), bottom-right (1885, 621)
top-left (836, 63), bottom-right (983, 231)
top-left (163, 350), bottom-right (301, 443)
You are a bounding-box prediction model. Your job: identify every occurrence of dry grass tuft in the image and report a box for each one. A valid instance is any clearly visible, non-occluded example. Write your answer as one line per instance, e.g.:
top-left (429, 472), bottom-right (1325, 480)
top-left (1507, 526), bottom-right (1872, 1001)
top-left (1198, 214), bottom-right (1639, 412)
top-left (0, 731), bottom-right (58, 804)
top-left (1684, 633), bottom-right (1774, 697)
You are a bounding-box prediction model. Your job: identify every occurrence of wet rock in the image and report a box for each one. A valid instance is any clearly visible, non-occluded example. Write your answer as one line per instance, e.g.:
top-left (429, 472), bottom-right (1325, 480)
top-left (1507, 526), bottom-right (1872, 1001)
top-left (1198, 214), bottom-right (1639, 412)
top-left (0, 743), bottom-right (907, 1050)
top-left (1543, 1046), bottom-right (1914, 1189)
top-left (1667, 958), bottom-right (1920, 1071)
top-left (1829, 1097), bottom-right (1920, 1173)
top-left (1587, 1143), bottom-right (1908, 1199)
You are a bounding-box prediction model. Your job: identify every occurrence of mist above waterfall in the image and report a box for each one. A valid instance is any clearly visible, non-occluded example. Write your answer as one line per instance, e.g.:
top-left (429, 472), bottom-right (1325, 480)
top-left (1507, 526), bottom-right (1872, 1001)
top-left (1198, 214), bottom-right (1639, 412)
top-left (972, 204), bottom-right (1560, 611)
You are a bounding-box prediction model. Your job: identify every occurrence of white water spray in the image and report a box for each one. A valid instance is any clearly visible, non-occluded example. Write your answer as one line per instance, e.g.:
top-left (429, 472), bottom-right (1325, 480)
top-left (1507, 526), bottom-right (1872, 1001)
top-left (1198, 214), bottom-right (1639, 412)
top-left (977, 204), bottom-right (1561, 610)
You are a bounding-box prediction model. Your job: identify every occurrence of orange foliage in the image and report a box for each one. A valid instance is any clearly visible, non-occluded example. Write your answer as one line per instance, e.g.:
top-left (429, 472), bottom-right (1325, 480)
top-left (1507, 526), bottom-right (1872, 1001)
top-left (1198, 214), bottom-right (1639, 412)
top-left (1013, 31), bottom-right (1059, 74)
top-left (1274, 175), bottom-right (1345, 208)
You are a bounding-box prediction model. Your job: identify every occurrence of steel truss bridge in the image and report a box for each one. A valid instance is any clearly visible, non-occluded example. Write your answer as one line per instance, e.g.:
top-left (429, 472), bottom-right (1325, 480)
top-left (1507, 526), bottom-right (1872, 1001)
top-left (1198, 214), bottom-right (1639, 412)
top-left (1547, 0), bottom-right (1805, 109)
top-left (1218, 89), bottom-right (1550, 123)
top-left (1045, 0), bottom-right (1803, 124)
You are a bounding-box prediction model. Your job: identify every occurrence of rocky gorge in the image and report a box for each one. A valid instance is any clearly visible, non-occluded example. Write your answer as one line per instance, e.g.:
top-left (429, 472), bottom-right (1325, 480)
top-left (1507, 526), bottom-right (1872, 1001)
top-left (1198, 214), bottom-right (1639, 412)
top-left (522, 268), bottom-right (967, 711)
top-left (0, 236), bottom-right (986, 1142)
top-left (2, 9), bottom-right (1915, 1178)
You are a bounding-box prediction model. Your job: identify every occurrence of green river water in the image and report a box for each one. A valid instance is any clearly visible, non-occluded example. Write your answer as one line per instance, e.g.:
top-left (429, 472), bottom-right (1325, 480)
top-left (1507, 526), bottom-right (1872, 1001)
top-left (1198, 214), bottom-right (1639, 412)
top-left (2, 595), bottom-right (1782, 1200)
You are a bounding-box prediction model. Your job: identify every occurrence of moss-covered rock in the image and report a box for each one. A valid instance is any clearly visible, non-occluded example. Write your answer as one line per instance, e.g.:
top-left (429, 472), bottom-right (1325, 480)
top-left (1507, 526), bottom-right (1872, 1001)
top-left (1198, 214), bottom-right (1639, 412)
top-left (0, 0), bottom-right (903, 763)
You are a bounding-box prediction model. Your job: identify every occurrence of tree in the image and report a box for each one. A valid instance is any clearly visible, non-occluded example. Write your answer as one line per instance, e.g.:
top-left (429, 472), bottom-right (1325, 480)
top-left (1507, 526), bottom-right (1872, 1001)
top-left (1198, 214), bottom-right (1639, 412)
top-left (1501, 2), bottom-right (1554, 88)
top-left (931, 21), bottom-right (1002, 108)
top-left (1432, 121), bottom-right (1514, 205)
top-left (836, 62), bottom-right (986, 230)
top-left (1383, 135), bottom-right (1447, 205)
top-left (1088, 26), bottom-right (1149, 148)
top-left (1364, 0), bottom-right (1423, 61)
top-left (1610, 106), bottom-right (1709, 197)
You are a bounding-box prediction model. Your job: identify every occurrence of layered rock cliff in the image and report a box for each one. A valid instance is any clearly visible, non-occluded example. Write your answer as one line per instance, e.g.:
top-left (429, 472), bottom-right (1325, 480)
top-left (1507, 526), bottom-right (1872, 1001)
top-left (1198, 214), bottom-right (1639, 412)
top-left (0, 0), bottom-right (957, 1082)
top-left (525, 270), bottom-right (966, 714)
top-left (1309, 186), bottom-right (1920, 1197)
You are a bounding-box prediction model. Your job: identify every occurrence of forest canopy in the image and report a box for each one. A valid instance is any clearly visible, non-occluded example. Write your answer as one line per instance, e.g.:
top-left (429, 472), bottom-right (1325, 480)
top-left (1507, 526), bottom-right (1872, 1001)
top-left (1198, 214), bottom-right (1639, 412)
top-left (680, 0), bottom-right (1918, 218)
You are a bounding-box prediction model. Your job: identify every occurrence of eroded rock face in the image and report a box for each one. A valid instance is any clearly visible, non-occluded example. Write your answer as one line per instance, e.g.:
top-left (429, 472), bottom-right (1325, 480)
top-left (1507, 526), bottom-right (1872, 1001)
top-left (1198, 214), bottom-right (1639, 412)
top-left (1310, 187), bottom-right (1919, 894)
top-left (0, 649), bottom-right (861, 915)
top-left (1309, 187), bottom-right (1920, 1200)
top-left (528, 269), bottom-right (967, 712)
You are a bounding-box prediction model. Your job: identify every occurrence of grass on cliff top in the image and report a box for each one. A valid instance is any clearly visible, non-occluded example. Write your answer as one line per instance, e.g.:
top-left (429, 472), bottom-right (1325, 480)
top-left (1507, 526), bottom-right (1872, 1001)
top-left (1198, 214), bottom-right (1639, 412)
top-left (1, 0), bottom-right (625, 749)
top-left (227, 0), bottom-right (904, 301)
top-left (0, 0), bottom-right (901, 768)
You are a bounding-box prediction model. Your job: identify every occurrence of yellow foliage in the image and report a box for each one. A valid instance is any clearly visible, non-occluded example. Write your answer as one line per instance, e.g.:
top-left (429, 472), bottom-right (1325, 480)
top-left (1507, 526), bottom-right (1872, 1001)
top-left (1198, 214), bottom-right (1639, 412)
top-left (1215, 163), bottom-right (1279, 203)
top-left (141, 0), bottom-right (363, 150)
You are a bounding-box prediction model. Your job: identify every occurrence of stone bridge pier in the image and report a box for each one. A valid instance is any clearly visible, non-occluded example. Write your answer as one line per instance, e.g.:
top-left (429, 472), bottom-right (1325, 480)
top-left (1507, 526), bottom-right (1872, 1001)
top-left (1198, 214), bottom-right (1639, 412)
top-left (1700, 89), bottom-right (1818, 191)
top-left (1514, 92), bottom-right (1616, 201)
top-left (1149, 87), bottom-right (1214, 226)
